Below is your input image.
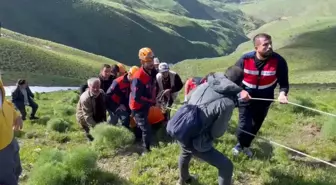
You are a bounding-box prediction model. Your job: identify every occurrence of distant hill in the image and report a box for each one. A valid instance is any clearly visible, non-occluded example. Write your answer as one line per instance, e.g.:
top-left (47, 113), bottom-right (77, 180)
top-left (173, 0), bottom-right (336, 85)
top-left (0, 0), bottom-right (261, 65)
top-left (0, 29), bottom-right (117, 86)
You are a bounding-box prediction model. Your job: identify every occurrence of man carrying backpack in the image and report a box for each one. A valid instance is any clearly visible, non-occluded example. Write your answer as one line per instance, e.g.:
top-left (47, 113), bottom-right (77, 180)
top-left (167, 66), bottom-right (250, 185)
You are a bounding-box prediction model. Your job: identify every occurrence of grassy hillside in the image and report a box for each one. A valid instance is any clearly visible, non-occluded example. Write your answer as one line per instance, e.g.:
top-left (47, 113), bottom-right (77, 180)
top-left (173, 0), bottom-right (336, 85)
top-left (0, 0), bottom-right (260, 65)
top-left (0, 29), bottom-right (117, 86)
top-left (240, 0), bottom-right (336, 22)
top-left (14, 88), bottom-right (336, 185)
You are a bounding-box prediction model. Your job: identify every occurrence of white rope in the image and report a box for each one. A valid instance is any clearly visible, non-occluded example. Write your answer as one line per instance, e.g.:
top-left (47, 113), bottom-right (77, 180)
top-left (249, 97), bottom-right (336, 117)
top-left (166, 100), bottom-right (336, 168)
top-left (237, 129), bottom-right (336, 168)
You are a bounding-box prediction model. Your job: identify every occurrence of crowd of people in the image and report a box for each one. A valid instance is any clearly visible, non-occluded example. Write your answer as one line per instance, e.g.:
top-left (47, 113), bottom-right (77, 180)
top-left (167, 33), bottom-right (289, 185)
top-left (76, 47), bottom-right (185, 154)
top-left (0, 32), bottom-right (289, 185)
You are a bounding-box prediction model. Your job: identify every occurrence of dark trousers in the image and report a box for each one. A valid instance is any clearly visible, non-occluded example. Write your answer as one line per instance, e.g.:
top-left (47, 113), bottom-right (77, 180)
top-left (133, 122), bottom-right (164, 143)
top-left (237, 101), bottom-right (271, 148)
top-left (178, 142), bottom-right (233, 185)
top-left (0, 139), bottom-right (22, 185)
top-left (133, 109), bottom-right (152, 152)
top-left (108, 110), bottom-right (119, 125)
top-left (115, 109), bottom-right (131, 129)
top-left (14, 101), bottom-right (38, 120)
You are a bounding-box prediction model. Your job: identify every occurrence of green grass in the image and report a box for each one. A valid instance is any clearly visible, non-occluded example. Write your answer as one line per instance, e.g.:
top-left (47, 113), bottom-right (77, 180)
top-left (239, 0), bottom-right (336, 22)
top-left (0, 0), bottom-right (258, 65)
top-left (173, 0), bottom-right (336, 85)
top-left (11, 88), bottom-right (336, 185)
top-left (0, 29), bottom-right (118, 86)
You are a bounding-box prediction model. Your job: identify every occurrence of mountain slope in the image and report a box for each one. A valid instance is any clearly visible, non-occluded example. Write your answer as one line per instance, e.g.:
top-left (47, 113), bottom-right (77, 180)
top-left (0, 29), bottom-right (117, 86)
top-left (0, 0), bottom-right (258, 65)
top-left (173, 0), bottom-right (336, 85)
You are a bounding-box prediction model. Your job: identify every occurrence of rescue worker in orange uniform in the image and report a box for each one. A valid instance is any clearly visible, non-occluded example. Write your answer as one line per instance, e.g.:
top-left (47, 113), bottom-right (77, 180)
top-left (106, 66), bottom-right (139, 129)
top-left (129, 47), bottom-right (157, 154)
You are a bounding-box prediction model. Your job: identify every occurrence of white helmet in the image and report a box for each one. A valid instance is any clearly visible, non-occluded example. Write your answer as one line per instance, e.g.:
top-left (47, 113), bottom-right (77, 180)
top-left (154, 57), bottom-right (160, 65)
top-left (158, 62), bottom-right (169, 73)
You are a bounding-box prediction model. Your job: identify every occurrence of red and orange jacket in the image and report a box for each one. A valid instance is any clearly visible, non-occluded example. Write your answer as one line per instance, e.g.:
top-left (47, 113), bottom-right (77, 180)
top-left (106, 74), bottom-right (130, 112)
top-left (184, 77), bottom-right (206, 102)
top-left (129, 67), bottom-right (156, 111)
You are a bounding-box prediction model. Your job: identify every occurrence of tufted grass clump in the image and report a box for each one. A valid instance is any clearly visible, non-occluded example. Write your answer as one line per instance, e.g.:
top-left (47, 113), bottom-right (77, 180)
top-left (321, 117), bottom-right (336, 142)
top-left (37, 115), bottom-right (51, 125)
top-left (90, 123), bottom-right (135, 151)
top-left (47, 118), bottom-right (71, 133)
top-left (53, 104), bottom-right (76, 117)
top-left (27, 147), bottom-right (98, 185)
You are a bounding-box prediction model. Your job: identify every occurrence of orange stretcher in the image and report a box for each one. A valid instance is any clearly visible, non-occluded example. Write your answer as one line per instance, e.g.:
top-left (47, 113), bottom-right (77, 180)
top-left (130, 106), bottom-right (166, 128)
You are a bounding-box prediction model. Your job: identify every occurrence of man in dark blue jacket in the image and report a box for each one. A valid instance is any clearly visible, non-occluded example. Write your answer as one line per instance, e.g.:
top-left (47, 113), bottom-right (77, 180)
top-left (233, 33), bottom-right (289, 157)
top-left (12, 79), bottom-right (39, 120)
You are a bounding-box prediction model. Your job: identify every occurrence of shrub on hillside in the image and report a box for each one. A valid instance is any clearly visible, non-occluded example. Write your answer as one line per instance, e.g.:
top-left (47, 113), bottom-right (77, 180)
top-left (35, 92), bottom-right (40, 100)
top-left (25, 131), bottom-right (43, 139)
top-left (63, 147), bottom-right (98, 179)
top-left (37, 115), bottom-right (51, 125)
top-left (69, 93), bottom-right (80, 104)
top-left (27, 163), bottom-right (68, 185)
top-left (56, 92), bottom-right (80, 105)
top-left (321, 117), bottom-right (336, 141)
top-left (34, 148), bottom-right (64, 166)
top-left (90, 123), bottom-right (135, 151)
top-left (27, 147), bottom-right (98, 185)
top-left (53, 104), bottom-right (76, 116)
top-left (47, 118), bottom-right (71, 133)
top-left (48, 132), bottom-right (71, 143)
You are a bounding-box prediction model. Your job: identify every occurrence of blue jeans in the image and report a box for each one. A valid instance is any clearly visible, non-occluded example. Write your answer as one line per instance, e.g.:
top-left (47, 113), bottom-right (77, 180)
top-left (108, 110), bottom-right (119, 125)
top-left (0, 139), bottom-right (22, 185)
top-left (178, 142), bottom-right (233, 185)
top-left (133, 109), bottom-right (151, 152)
top-left (115, 109), bottom-right (131, 129)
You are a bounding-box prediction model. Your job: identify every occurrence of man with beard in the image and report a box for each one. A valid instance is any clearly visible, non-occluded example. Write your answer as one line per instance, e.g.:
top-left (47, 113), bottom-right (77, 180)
top-left (129, 47), bottom-right (157, 155)
top-left (232, 33), bottom-right (289, 157)
top-left (76, 78), bottom-right (107, 141)
top-left (79, 64), bottom-right (119, 124)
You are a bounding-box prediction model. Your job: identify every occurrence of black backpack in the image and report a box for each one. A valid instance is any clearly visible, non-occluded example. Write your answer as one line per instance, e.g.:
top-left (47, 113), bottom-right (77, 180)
top-left (166, 87), bottom-right (210, 144)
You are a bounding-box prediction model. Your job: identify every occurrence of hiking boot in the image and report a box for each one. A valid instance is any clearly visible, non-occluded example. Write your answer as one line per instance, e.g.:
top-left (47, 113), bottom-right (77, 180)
top-left (176, 174), bottom-right (198, 185)
top-left (29, 116), bottom-right (39, 120)
top-left (232, 144), bottom-right (253, 158)
top-left (243, 147), bottom-right (253, 158)
top-left (232, 144), bottom-right (243, 156)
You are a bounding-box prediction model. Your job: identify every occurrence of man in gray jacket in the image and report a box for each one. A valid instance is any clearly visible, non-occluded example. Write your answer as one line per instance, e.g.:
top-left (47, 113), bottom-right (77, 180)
top-left (177, 66), bottom-right (250, 185)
